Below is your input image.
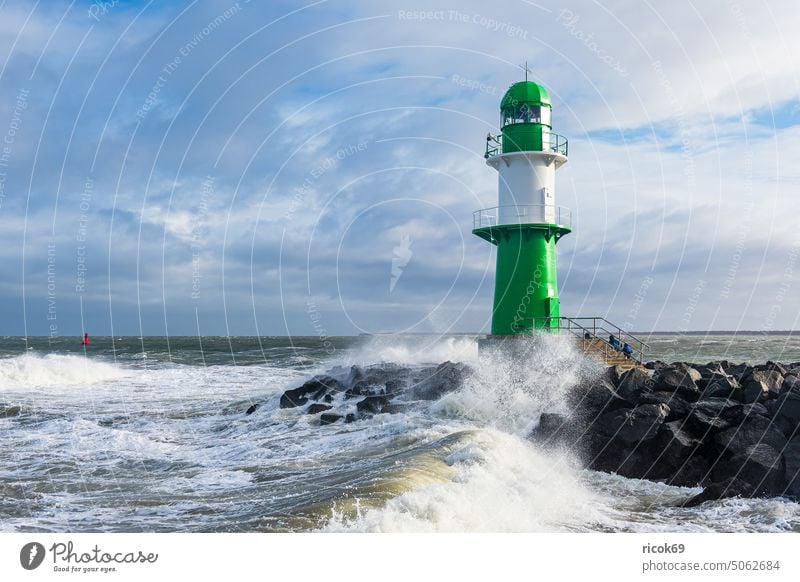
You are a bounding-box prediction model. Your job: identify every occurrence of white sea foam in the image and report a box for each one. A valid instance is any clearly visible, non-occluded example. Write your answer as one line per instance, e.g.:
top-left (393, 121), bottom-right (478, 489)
top-left (434, 333), bottom-right (599, 435)
top-left (67, 418), bottom-right (180, 459)
top-left (321, 335), bottom-right (612, 532)
top-left (158, 469), bottom-right (254, 492)
top-left (323, 428), bottom-right (607, 532)
top-left (0, 353), bottom-right (128, 389)
top-left (589, 470), bottom-right (800, 532)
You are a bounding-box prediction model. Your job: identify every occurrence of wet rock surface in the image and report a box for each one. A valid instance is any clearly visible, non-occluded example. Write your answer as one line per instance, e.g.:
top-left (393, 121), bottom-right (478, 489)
top-left (531, 360), bottom-right (800, 505)
top-left (277, 361), bottom-right (471, 424)
top-left (274, 357), bottom-right (800, 505)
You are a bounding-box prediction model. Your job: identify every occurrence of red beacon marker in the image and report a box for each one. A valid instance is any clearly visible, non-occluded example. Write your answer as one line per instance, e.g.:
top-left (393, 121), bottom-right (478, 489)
top-left (82, 333), bottom-right (90, 345)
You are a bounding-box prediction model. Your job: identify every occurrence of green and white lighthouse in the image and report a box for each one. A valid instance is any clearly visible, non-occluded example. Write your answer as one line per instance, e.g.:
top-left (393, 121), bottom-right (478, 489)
top-left (473, 80), bottom-right (571, 336)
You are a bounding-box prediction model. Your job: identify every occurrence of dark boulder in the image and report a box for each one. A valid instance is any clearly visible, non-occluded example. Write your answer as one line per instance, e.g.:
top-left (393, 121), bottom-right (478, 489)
top-left (663, 457), bottom-right (711, 487)
top-left (569, 379), bottom-right (631, 417)
top-left (673, 362), bottom-right (703, 382)
top-left (770, 390), bottom-right (800, 439)
top-left (384, 379), bottom-right (405, 398)
top-left (319, 413), bottom-right (342, 425)
top-left (694, 374), bottom-right (712, 391)
top-left (684, 398), bottom-right (737, 434)
top-left (356, 394), bottom-right (391, 414)
top-left (645, 360), bottom-right (668, 371)
top-left (408, 361), bottom-right (470, 400)
top-left (743, 370), bottom-right (783, 403)
top-left (306, 403), bottom-right (333, 415)
top-left (725, 363), bottom-right (751, 381)
top-left (659, 420), bottom-right (701, 457)
top-left (702, 375), bottom-right (743, 401)
top-left (279, 390), bottom-right (309, 409)
top-left (280, 376), bottom-right (345, 408)
top-left (616, 368), bottom-right (653, 403)
top-left (781, 374), bottom-right (800, 394)
top-left (637, 391), bottom-right (692, 421)
top-left (531, 412), bottom-right (581, 446)
top-left (535, 412), bottom-right (568, 434)
top-left (349, 363), bottom-right (411, 388)
top-left (593, 403), bottom-right (668, 444)
top-left (586, 419), bottom-right (697, 482)
top-left (340, 363), bottom-right (414, 399)
top-left (645, 421), bottom-right (708, 486)
top-left (587, 437), bottom-right (653, 479)
top-left (783, 437), bottom-right (800, 499)
top-left (245, 403), bottom-right (259, 415)
top-left (603, 365), bottom-right (625, 388)
top-left (653, 367), bottom-right (701, 401)
top-left (344, 365), bottom-right (364, 386)
top-left (713, 415), bottom-right (787, 454)
top-left (712, 443), bottom-right (784, 495)
top-left (345, 381), bottom-right (385, 400)
top-left (696, 362), bottom-right (726, 378)
top-left (682, 477), bottom-right (755, 507)
top-left (693, 397), bottom-right (739, 413)
top-left (719, 402), bottom-right (770, 423)
top-left (754, 361), bottom-right (789, 376)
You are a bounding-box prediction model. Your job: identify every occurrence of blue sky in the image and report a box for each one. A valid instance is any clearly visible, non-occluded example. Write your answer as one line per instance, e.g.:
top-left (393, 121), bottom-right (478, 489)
top-left (1, 0), bottom-right (799, 336)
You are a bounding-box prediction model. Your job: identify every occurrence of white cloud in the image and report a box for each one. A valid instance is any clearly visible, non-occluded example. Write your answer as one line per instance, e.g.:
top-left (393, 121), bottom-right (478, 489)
top-left (2, 0), bottom-right (799, 334)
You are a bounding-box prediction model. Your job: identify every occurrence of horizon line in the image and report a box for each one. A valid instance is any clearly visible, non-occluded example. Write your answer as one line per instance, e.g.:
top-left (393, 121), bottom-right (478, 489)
top-left (7, 330), bottom-right (800, 338)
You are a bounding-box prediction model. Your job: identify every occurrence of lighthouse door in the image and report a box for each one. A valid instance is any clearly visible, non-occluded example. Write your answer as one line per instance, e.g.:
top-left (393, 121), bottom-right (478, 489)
top-left (545, 297), bottom-right (559, 327)
top-left (543, 188), bottom-right (555, 223)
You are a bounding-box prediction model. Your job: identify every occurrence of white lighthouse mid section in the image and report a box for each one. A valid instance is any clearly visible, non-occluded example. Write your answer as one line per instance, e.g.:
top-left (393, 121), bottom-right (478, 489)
top-left (487, 150), bottom-right (568, 226)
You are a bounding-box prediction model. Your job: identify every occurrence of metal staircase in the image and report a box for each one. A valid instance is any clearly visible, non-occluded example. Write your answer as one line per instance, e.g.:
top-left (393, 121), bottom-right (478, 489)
top-left (533, 317), bottom-right (649, 369)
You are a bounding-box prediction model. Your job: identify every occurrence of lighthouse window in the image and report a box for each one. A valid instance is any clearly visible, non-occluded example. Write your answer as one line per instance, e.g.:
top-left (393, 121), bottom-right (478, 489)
top-left (503, 105), bottom-right (545, 125)
top-left (540, 106), bottom-right (551, 126)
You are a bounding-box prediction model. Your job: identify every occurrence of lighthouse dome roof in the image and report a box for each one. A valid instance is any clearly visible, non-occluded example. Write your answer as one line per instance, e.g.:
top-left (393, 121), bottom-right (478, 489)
top-left (500, 81), bottom-right (551, 109)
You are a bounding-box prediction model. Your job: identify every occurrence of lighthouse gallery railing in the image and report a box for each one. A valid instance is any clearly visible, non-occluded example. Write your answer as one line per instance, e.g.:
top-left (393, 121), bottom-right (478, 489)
top-left (485, 131), bottom-right (568, 158)
top-left (473, 205), bottom-right (572, 229)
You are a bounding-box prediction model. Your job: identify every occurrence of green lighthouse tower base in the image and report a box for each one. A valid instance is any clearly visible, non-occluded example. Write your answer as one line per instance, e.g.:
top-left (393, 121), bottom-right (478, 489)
top-left (473, 223), bottom-right (570, 335)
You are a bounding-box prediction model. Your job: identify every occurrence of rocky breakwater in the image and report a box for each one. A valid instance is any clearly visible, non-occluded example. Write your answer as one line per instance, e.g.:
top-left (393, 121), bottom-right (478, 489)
top-left (277, 361), bottom-right (470, 425)
top-left (532, 361), bottom-right (800, 505)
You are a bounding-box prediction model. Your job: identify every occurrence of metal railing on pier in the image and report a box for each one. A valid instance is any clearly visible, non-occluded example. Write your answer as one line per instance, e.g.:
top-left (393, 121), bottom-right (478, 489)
top-left (530, 316), bottom-right (649, 365)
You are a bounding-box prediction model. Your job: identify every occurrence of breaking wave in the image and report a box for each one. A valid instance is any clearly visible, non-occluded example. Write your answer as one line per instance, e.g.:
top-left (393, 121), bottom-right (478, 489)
top-left (0, 353), bottom-right (128, 389)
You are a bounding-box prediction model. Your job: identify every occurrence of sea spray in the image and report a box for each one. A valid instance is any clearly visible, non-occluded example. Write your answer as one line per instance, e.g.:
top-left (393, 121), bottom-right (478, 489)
top-left (320, 334), bottom-right (611, 531)
top-left (341, 335), bottom-right (479, 367)
top-left (433, 333), bottom-right (601, 435)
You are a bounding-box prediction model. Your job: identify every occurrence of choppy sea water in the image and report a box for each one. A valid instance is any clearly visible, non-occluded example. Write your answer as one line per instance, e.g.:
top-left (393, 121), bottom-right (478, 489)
top-left (1, 334), bottom-right (798, 533)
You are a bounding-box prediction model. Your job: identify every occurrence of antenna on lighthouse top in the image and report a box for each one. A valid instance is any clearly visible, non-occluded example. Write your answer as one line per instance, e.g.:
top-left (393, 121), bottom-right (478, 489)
top-left (518, 61), bottom-right (532, 82)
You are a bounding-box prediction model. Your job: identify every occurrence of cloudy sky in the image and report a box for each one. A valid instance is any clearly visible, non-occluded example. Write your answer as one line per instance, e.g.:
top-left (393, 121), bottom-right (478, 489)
top-left (0, 0), bottom-right (799, 336)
